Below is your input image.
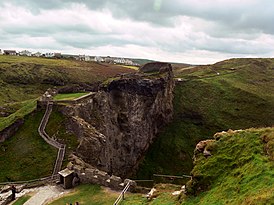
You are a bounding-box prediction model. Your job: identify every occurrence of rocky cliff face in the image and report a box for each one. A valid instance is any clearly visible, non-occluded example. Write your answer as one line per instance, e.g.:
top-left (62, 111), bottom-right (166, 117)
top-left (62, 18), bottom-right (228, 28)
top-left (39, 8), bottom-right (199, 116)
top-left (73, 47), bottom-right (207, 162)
top-left (62, 63), bottom-right (175, 178)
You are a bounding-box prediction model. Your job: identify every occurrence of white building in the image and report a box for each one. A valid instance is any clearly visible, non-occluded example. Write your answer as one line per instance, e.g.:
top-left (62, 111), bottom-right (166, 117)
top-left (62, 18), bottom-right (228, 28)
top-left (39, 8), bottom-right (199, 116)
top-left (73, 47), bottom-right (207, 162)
top-left (45, 53), bottom-right (55, 58)
top-left (0, 49), bottom-right (2, 55)
top-left (19, 50), bottom-right (32, 56)
top-left (94, 56), bottom-right (104, 62)
top-left (33, 52), bottom-right (42, 57)
top-left (85, 55), bottom-right (92, 61)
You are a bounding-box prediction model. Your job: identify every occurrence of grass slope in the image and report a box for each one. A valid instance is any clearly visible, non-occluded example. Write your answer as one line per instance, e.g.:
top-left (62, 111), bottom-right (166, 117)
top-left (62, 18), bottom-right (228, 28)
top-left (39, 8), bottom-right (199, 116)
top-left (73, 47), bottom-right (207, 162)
top-left (0, 55), bottom-right (133, 131)
top-left (0, 111), bottom-right (57, 182)
top-left (0, 99), bottom-right (37, 132)
top-left (13, 195), bottom-right (32, 205)
top-left (48, 184), bottom-right (118, 205)
top-left (137, 58), bottom-right (274, 179)
top-left (184, 127), bottom-right (274, 205)
top-left (53, 92), bottom-right (89, 101)
top-left (45, 107), bottom-right (79, 166)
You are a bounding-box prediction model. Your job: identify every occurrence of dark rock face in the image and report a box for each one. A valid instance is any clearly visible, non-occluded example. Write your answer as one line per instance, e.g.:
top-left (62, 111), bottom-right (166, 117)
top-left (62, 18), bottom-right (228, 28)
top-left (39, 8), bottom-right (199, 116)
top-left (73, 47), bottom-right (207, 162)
top-left (62, 65), bottom-right (174, 178)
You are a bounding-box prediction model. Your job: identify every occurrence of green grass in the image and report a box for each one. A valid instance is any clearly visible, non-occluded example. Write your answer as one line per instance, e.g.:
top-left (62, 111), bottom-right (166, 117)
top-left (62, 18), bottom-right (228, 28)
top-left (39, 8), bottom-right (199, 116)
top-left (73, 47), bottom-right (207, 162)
top-left (53, 92), bottom-right (89, 101)
top-left (48, 184), bottom-right (118, 205)
top-left (0, 55), bottom-right (133, 105)
top-left (121, 65), bottom-right (139, 70)
top-left (0, 99), bottom-right (37, 132)
top-left (122, 184), bottom-right (182, 205)
top-left (136, 58), bottom-right (274, 180)
top-left (183, 128), bottom-right (274, 205)
top-left (13, 195), bottom-right (32, 205)
top-left (0, 111), bottom-right (57, 182)
top-left (46, 107), bottom-right (79, 166)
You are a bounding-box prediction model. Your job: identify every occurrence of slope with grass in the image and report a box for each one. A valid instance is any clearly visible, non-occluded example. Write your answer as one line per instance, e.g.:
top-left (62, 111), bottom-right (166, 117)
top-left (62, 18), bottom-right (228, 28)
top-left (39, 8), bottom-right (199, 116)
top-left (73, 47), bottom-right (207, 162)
top-left (184, 127), bottom-right (274, 205)
top-left (0, 55), bottom-right (133, 131)
top-left (0, 111), bottom-right (57, 182)
top-left (48, 184), bottom-right (118, 205)
top-left (136, 58), bottom-right (274, 179)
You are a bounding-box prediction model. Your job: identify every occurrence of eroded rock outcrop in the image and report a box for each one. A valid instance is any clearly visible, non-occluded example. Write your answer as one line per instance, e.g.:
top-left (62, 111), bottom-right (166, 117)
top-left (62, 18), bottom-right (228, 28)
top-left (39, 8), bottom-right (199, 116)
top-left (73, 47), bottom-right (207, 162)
top-left (61, 63), bottom-right (174, 178)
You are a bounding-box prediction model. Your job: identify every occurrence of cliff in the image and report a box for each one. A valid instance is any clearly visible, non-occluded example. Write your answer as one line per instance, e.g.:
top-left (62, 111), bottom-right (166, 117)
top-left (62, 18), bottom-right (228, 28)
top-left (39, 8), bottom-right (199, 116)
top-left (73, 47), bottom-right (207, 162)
top-left (61, 63), bottom-right (175, 178)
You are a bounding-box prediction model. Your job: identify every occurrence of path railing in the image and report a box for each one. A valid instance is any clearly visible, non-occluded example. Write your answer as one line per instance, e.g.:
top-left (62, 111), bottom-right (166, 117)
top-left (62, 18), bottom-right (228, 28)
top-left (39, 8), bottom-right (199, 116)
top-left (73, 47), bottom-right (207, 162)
top-left (38, 101), bottom-right (66, 176)
top-left (113, 182), bottom-right (131, 205)
top-left (0, 175), bottom-right (58, 187)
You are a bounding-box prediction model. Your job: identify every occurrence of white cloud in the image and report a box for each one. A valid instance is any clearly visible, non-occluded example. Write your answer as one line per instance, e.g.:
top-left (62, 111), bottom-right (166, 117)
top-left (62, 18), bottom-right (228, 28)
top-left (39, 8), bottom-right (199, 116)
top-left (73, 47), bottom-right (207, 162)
top-left (0, 1), bottom-right (273, 64)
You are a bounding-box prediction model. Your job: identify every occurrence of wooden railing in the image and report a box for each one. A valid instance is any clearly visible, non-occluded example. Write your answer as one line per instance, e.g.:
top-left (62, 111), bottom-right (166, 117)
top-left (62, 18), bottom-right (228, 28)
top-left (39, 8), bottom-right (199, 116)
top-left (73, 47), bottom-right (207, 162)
top-left (113, 182), bottom-right (131, 205)
top-left (38, 101), bottom-right (66, 176)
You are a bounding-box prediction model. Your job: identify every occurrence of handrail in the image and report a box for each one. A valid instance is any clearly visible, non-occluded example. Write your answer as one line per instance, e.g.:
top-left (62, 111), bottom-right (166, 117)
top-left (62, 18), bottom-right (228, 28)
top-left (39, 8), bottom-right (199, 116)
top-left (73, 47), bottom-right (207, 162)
top-left (153, 174), bottom-right (192, 179)
top-left (113, 182), bottom-right (131, 205)
top-left (0, 175), bottom-right (58, 186)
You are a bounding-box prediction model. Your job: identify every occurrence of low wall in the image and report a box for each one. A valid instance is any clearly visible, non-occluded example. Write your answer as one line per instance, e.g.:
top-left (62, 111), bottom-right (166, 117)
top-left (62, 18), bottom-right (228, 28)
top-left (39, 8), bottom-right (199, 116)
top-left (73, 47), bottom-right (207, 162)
top-left (68, 155), bottom-right (136, 191)
top-left (0, 119), bottom-right (24, 143)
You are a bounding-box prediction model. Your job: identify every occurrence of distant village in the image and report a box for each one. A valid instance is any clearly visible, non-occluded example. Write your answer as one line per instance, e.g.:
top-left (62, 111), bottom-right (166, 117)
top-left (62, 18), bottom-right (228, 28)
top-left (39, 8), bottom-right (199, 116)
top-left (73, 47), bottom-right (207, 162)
top-left (0, 49), bottom-right (140, 66)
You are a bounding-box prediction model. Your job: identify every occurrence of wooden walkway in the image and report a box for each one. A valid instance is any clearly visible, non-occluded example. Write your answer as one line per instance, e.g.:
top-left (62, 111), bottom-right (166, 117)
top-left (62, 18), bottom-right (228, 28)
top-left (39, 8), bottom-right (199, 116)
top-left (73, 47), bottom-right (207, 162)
top-left (38, 101), bottom-right (66, 176)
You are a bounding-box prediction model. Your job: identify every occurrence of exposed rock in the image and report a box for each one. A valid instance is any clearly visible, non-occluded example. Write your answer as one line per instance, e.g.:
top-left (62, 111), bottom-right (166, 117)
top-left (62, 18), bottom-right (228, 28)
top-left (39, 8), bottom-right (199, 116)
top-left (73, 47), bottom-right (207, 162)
top-left (60, 65), bottom-right (174, 178)
top-left (195, 140), bottom-right (215, 153)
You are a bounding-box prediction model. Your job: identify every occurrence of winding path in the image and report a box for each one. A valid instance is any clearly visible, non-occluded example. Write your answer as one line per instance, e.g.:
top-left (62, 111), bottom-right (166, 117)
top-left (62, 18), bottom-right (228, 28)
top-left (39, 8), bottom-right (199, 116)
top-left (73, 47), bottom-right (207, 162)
top-left (38, 101), bottom-right (66, 176)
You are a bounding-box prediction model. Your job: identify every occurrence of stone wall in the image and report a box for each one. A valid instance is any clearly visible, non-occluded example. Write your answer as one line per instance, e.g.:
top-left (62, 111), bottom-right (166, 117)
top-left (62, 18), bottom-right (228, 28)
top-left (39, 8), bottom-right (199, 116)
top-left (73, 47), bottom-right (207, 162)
top-left (0, 119), bottom-right (24, 143)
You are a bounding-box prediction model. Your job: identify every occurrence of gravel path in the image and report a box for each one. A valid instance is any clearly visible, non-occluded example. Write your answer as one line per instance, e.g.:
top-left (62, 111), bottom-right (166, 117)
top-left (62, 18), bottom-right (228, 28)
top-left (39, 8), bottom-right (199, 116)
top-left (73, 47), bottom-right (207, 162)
top-left (8, 185), bottom-right (71, 205)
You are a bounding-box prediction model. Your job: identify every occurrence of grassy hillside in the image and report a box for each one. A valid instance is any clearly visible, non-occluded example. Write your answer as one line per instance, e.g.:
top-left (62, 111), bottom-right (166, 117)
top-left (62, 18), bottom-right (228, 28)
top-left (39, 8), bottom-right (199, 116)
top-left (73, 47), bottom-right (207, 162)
top-left (184, 127), bottom-right (274, 205)
top-left (136, 58), bottom-right (274, 179)
top-left (0, 111), bottom-right (57, 182)
top-left (0, 55), bottom-right (134, 131)
top-left (0, 55), bottom-right (133, 104)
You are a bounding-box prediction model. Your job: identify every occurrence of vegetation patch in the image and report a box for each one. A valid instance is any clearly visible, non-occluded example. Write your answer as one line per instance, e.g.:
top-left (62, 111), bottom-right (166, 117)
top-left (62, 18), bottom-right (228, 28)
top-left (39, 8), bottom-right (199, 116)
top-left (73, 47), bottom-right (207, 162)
top-left (53, 92), bottom-right (89, 101)
top-left (0, 111), bottom-right (57, 182)
top-left (184, 128), bottom-right (274, 205)
top-left (48, 184), bottom-right (118, 205)
top-left (46, 107), bottom-right (79, 166)
top-left (0, 99), bottom-right (37, 132)
top-left (13, 194), bottom-right (32, 205)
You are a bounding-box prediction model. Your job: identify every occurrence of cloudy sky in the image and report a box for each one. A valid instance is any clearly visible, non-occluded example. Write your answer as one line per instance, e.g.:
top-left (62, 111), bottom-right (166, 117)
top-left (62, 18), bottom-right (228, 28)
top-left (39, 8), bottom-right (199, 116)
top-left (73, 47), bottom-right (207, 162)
top-left (0, 0), bottom-right (273, 64)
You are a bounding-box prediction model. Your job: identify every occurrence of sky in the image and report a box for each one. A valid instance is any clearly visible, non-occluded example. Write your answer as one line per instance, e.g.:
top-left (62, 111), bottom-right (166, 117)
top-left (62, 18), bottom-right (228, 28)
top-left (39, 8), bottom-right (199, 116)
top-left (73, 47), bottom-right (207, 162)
top-left (0, 0), bottom-right (273, 64)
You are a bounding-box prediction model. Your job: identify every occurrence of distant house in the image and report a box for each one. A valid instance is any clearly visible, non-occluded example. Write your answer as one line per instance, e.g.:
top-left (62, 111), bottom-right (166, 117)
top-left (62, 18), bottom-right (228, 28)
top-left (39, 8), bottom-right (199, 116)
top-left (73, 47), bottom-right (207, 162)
top-left (104, 56), bottom-right (114, 64)
top-left (77, 55), bottom-right (85, 61)
top-left (54, 53), bottom-right (62, 59)
top-left (94, 56), bottom-right (104, 62)
top-left (33, 52), bottom-right (42, 57)
top-left (45, 53), bottom-right (61, 58)
top-left (3, 50), bottom-right (17, 55)
top-left (45, 53), bottom-right (55, 58)
top-left (19, 50), bottom-right (32, 56)
top-left (85, 55), bottom-right (92, 61)
top-left (0, 49), bottom-right (3, 55)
